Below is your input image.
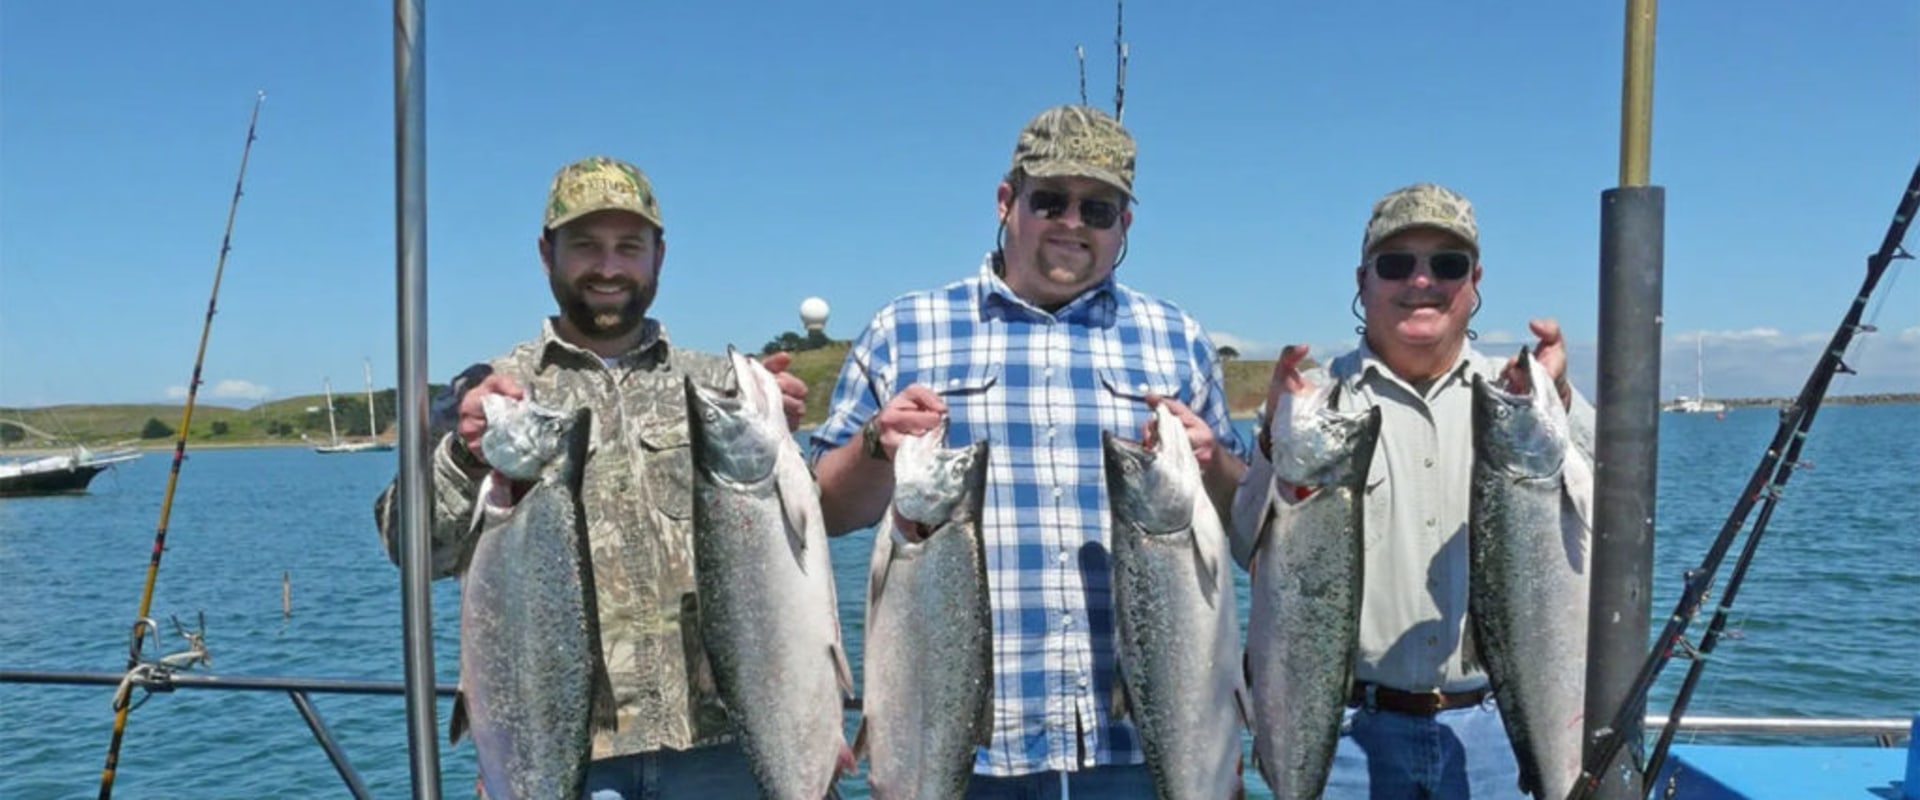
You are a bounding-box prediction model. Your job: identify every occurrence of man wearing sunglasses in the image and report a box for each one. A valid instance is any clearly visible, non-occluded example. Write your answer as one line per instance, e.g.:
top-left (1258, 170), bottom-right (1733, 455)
top-left (809, 104), bottom-right (1249, 798)
top-left (1229, 183), bottom-right (1597, 798)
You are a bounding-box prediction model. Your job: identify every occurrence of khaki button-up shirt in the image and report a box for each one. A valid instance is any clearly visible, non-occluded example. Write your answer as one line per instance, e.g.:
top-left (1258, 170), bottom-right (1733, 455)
top-left (1230, 342), bottom-right (1595, 693)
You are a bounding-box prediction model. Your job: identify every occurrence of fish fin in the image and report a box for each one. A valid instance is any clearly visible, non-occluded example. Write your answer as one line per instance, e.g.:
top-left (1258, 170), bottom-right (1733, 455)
top-left (1234, 682), bottom-right (1253, 730)
top-left (851, 715), bottom-right (869, 760)
top-left (775, 459), bottom-right (815, 568)
top-left (1189, 522), bottom-right (1224, 609)
top-left (1108, 668), bottom-right (1132, 721)
top-left (831, 641), bottom-right (855, 700)
top-left (681, 593), bottom-right (719, 700)
top-left (449, 689), bottom-right (468, 744)
top-left (591, 660), bottom-right (619, 732)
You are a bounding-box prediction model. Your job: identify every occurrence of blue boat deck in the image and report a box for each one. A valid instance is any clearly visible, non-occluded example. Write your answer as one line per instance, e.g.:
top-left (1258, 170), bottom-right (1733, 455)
top-left (1654, 719), bottom-right (1918, 799)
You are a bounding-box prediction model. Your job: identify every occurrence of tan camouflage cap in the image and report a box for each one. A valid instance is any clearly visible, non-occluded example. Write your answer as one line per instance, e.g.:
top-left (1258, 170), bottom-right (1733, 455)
top-left (1009, 105), bottom-right (1137, 200)
top-left (1361, 182), bottom-right (1479, 257)
top-left (544, 155), bottom-right (664, 233)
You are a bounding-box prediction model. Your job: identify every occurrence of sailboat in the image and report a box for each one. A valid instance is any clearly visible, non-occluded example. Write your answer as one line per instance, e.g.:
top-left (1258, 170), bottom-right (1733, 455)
top-left (1665, 337), bottom-right (1729, 414)
top-left (308, 360), bottom-right (396, 454)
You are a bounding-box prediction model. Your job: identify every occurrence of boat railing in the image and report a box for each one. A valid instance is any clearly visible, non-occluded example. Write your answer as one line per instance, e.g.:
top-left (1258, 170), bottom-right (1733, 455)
top-left (3, 666), bottom-right (1911, 797)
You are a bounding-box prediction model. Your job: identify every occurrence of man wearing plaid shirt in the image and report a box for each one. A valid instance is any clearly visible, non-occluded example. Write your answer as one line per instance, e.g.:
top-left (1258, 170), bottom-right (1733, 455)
top-left (808, 105), bottom-right (1250, 798)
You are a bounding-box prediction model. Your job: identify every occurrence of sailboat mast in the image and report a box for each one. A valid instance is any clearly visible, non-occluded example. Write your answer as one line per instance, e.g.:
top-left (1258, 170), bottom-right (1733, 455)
top-left (1696, 337), bottom-right (1706, 398)
top-left (323, 378), bottom-right (340, 444)
top-left (364, 360), bottom-right (379, 438)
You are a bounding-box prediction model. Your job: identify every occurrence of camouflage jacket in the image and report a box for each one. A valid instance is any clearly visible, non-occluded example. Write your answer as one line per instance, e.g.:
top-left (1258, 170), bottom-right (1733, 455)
top-left (373, 317), bottom-right (736, 758)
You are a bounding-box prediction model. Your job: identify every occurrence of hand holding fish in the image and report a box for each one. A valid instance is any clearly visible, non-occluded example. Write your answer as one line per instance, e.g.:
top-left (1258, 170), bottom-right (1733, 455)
top-left (761, 351), bottom-right (810, 433)
top-left (1142, 395), bottom-right (1220, 466)
top-left (1503, 318), bottom-right (1572, 409)
top-left (1258, 345), bottom-right (1315, 461)
top-left (866, 385), bottom-right (948, 463)
top-left (456, 373), bottom-right (526, 473)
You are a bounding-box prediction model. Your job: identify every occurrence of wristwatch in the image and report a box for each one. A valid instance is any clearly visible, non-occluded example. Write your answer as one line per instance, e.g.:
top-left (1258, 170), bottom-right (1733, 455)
top-left (861, 417), bottom-right (889, 462)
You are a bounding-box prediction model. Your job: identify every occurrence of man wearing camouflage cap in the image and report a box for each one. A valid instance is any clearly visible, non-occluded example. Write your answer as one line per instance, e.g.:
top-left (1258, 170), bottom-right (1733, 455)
top-left (809, 105), bottom-right (1250, 796)
top-left (1229, 182), bottom-right (1598, 798)
top-left (372, 155), bottom-right (810, 798)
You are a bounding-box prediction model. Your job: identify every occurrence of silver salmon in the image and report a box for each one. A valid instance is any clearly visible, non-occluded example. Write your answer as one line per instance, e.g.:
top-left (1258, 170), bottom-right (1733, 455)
top-left (1104, 403), bottom-right (1250, 799)
top-left (857, 419), bottom-right (993, 800)
top-left (1470, 346), bottom-right (1593, 800)
top-left (1247, 373), bottom-right (1380, 799)
top-left (454, 399), bottom-right (615, 800)
top-left (686, 348), bottom-right (853, 800)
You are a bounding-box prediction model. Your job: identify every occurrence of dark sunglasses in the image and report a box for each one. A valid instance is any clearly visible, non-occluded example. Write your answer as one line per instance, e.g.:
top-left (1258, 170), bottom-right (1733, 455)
top-left (1026, 189), bottom-right (1122, 230)
top-left (1370, 250), bottom-right (1475, 281)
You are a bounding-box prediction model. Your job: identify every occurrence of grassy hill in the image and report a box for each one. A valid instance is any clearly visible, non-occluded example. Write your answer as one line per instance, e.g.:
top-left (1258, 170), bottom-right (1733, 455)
top-left (0, 344), bottom-right (1275, 449)
top-left (19, 346), bottom-right (1902, 450)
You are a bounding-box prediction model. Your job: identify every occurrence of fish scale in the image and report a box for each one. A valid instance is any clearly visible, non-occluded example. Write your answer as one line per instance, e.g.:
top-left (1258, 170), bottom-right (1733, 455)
top-left (1247, 374), bottom-right (1379, 800)
top-left (686, 348), bottom-right (852, 800)
top-left (858, 421), bottom-right (993, 800)
top-left (1104, 404), bottom-right (1250, 799)
top-left (455, 403), bottom-right (613, 800)
top-left (1470, 347), bottom-right (1593, 800)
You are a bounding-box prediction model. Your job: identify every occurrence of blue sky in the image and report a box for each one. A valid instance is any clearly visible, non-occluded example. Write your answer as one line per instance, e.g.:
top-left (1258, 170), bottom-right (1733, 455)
top-left (3, 0), bottom-right (1916, 408)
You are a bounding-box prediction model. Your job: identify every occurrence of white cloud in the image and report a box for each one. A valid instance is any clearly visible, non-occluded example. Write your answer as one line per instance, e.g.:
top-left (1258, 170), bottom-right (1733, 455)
top-left (162, 379), bottom-right (274, 402)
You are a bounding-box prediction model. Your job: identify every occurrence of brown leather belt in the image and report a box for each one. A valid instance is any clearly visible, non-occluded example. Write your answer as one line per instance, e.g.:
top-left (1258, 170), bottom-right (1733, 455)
top-left (1349, 682), bottom-right (1488, 716)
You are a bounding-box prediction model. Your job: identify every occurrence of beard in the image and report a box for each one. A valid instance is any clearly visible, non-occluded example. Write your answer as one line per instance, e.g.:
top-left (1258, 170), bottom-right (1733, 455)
top-left (550, 271), bottom-right (655, 341)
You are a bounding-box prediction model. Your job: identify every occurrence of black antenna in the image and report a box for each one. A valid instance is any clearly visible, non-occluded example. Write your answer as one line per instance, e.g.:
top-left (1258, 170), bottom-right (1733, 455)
top-left (1077, 44), bottom-right (1088, 106)
top-left (1113, 0), bottom-right (1128, 120)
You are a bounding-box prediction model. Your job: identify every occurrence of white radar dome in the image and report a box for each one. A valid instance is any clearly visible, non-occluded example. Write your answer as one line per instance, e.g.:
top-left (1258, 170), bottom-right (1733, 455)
top-left (799, 297), bottom-right (830, 331)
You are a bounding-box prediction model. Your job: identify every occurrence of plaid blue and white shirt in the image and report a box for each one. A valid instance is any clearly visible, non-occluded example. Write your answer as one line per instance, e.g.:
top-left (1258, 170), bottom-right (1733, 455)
top-left (808, 256), bottom-right (1248, 776)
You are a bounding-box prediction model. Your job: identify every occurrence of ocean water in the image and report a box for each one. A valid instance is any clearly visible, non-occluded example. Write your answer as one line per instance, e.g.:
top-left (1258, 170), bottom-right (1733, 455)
top-left (1, 404), bottom-right (1914, 798)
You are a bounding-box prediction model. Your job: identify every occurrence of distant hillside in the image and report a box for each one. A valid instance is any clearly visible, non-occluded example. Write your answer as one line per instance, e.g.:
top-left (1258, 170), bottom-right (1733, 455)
top-left (8, 354), bottom-right (1908, 449)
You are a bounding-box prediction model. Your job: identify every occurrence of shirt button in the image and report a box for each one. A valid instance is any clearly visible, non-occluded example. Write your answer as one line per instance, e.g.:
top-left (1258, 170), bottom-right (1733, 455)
top-left (1427, 635), bottom-right (1439, 646)
top-left (1053, 486), bottom-right (1064, 499)
top-left (1425, 457), bottom-right (1435, 468)
top-left (1426, 517), bottom-right (1437, 527)
top-left (1078, 675), bottom-right (1090, 688)
top-left (1044, 367), bottom-right (1054, 379)
top-left (1056, 550), bottom-right (1069, 563)
top-left (949, 378), bottom-right (960, 387)
top-left (1137, 383), bottom-right (1149, 393)
top-left (1046, 426), bottom-right (1057, 439)
top-left (1062, 614), bottom-right (1074, 628)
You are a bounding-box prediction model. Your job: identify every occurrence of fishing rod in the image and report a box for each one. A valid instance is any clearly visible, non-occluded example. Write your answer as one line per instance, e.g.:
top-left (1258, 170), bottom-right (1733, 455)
top-left (95, 90), bottom-right (266, 800)
top-left (1636, 157), bottom-right (1920, 788)
top-left (1570, 157), bottom-right (1920, 800)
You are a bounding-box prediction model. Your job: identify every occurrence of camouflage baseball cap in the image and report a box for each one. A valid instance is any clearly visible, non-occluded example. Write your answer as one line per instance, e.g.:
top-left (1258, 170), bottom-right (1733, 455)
top-left (543, 155), bottom-right (664, 232)
top-left (1361, 182), bottom-right (1479, 257)
top-left (1009, 105), bottom-right (1137, 200)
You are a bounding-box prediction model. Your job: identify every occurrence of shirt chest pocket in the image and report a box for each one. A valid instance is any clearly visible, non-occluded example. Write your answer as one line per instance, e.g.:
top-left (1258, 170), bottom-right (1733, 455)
top-left (918, 364), bottom-right (1001, 399)
top-left (1097, 365), bottom-right (1182, 405)
top-left (638, 414), bottom-right (693, 521)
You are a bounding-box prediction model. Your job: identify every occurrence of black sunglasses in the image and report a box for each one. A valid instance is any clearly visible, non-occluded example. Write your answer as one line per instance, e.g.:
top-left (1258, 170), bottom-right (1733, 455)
top-left (1026, 189), bottom-right (1122, 230)
top-left (1370, 250), bottom-right (1475, 281)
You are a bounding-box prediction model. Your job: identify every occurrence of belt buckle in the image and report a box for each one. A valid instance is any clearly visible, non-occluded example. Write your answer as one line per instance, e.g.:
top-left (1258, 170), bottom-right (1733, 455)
top-left (1426, 687), bottom-right (1447, 714)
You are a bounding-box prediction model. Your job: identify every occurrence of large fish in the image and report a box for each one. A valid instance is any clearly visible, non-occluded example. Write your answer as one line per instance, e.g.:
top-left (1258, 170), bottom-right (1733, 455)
top-left (686, 348), bottom-right (853, 800)
top-left (857, 419), bottom-right (993, 800)
top-left (1102, 403), bottom-right (1249, 799)
top-left (1246, 371), bottom-right (1380, 799)
top-left (453, 396), bottom-right (616, 800)
top-left (1470, 347), bottom-right (1593, 800)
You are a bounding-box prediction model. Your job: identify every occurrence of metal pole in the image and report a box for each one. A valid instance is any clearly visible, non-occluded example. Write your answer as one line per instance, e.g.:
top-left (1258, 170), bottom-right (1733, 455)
top-left (393, 0), bottom-right (442, 797)
top-left (1619, 0), bottom-right (1657, 187)
top-left (288, 691), bottom-right (377, 800)
top-left (1584, 2), bottom-right (1661, 797)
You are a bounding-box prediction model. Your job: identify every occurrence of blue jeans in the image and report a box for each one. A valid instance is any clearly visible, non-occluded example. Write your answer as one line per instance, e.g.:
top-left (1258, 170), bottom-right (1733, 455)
top-left (585, 740), bottom-right (774, 799)
top-left (1322, 698), bottom-right (1524, 799)
top-left (963, 763), bottom-right (1156, 799)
